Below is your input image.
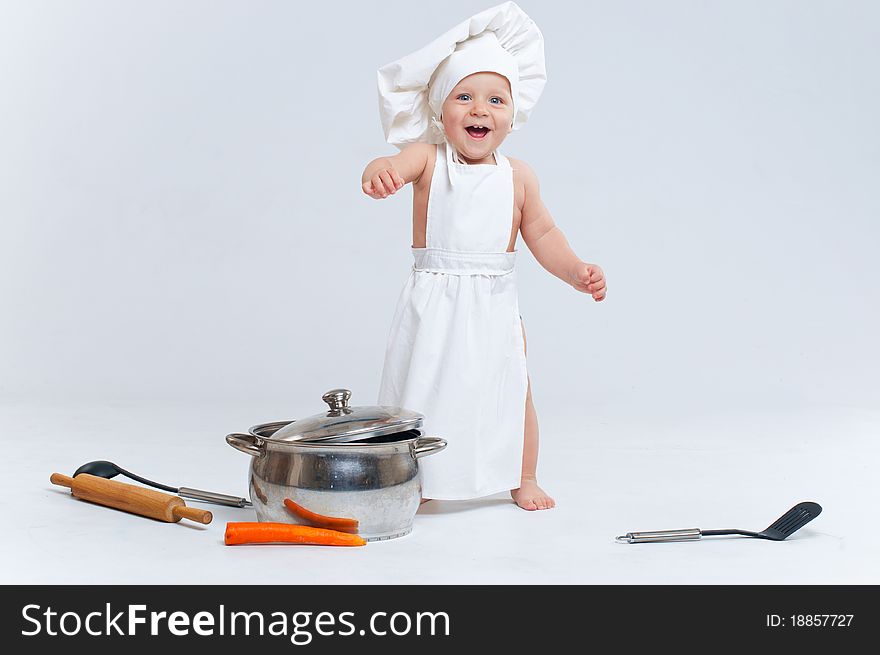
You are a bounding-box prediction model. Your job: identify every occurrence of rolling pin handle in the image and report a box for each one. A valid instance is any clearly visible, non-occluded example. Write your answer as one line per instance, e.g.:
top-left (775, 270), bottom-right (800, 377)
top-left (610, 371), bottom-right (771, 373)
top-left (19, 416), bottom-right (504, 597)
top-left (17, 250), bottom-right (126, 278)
top-left (172, 505), bottom-right (213, 524)
top-left (50, 473), bottom-right (74, 488)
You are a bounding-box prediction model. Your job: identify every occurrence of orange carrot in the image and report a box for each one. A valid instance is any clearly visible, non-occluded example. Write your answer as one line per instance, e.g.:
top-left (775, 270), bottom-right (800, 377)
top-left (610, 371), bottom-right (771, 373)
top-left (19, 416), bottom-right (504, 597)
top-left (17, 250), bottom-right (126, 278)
top-left (282, 498), bottom-right (360, 532)
top-left (224, 522), bottom-right (366, 547)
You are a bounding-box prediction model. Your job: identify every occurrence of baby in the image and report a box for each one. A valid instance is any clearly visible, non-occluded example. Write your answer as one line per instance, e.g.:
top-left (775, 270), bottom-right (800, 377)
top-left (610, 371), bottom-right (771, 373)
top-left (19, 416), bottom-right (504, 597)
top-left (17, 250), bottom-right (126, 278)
top-left (362, 2), bottom-right (605, 510)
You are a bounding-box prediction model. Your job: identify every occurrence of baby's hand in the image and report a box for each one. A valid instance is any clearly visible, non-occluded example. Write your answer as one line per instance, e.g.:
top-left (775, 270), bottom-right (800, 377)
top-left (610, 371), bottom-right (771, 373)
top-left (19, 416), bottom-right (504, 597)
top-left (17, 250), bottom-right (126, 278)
top-left (570, 262), bottom-right (606, 301)
top-left (362, 167), bottom-right (405, 199)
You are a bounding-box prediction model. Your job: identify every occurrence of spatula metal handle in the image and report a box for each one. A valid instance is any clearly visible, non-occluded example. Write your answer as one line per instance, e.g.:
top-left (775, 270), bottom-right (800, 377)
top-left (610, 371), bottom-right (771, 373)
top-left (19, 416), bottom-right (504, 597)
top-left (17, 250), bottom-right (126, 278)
top-left (616, 528), bottom-right (702, 543)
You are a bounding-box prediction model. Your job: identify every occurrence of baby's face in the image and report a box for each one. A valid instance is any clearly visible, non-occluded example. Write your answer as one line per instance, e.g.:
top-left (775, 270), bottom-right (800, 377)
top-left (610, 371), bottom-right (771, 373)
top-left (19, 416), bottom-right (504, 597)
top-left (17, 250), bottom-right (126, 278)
top-left (440, 72), bottom-right (513, 164)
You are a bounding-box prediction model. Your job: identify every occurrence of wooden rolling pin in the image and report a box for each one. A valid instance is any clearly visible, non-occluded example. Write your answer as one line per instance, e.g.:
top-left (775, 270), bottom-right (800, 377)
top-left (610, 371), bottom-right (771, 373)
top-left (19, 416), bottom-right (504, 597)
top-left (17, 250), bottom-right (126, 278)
top-left (50, 473), bottom-right (212, 525)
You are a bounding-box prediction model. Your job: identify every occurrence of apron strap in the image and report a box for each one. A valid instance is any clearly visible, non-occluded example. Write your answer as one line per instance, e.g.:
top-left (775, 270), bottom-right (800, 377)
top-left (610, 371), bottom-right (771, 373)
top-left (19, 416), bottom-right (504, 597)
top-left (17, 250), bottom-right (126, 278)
top-left (445, 140), bottom-right (458, 187)
top-left (430, 117), bottom-right (456, 187)
top-left (443, 141), bottom-right (503, 187)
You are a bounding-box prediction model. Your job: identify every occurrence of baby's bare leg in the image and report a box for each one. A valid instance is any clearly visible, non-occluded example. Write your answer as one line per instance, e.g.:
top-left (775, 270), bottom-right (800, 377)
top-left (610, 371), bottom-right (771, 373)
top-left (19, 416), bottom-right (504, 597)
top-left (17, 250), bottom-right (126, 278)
top-left (511, 319), bottom-right (556, 510)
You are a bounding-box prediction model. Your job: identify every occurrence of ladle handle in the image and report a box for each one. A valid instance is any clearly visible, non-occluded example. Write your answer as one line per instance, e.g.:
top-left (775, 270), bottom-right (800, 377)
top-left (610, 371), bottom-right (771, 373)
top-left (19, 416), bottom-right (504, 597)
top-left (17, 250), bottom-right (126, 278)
top-left (178, 486), bottom-right (251, 508)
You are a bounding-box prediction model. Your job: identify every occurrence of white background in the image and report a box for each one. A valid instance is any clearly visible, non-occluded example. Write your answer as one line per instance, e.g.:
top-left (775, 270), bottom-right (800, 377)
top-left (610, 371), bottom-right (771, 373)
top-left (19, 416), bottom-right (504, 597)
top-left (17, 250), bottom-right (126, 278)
top-left (1, 0), bottom-right (878, 584)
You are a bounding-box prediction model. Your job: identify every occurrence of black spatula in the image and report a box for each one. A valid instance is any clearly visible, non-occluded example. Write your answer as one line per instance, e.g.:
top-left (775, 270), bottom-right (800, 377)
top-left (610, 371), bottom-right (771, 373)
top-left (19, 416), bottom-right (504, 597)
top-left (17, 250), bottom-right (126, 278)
top-left (616, 502), bottom-right (822, 543)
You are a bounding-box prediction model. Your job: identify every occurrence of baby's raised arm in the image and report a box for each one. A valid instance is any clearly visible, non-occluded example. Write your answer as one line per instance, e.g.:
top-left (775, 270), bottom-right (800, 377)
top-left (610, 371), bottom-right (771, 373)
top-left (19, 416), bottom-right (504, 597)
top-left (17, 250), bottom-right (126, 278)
top-left (361, 143), bottom-right (433, 200)
top-left (515, 159), bottom-right (606, 302)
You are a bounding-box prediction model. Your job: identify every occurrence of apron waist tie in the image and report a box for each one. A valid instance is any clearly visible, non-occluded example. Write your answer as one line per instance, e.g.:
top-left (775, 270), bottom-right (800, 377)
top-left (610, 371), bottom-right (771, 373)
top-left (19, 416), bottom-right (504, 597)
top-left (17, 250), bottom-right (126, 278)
top-left (412, 247), bottom-right (516, 276)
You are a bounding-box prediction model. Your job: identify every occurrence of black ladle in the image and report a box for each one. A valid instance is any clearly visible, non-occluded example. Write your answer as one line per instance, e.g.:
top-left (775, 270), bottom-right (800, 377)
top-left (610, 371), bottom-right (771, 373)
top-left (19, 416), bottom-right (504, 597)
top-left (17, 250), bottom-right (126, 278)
top-left (615, 501), bottom-right (822, 543)
top-left (74, 460), bottom-right (251, 508)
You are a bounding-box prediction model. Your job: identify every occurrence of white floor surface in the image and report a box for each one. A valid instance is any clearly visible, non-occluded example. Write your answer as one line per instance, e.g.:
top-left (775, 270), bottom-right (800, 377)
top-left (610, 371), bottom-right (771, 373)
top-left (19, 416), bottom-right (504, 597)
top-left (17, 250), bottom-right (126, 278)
top-left (2, 399), bottom-right (877, 584)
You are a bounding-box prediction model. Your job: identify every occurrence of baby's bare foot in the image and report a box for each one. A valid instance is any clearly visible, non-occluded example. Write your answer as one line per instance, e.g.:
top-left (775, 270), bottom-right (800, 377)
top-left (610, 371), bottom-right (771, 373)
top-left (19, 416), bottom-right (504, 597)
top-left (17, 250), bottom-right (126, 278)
top-left (511, 477), bottom-right (555, 511)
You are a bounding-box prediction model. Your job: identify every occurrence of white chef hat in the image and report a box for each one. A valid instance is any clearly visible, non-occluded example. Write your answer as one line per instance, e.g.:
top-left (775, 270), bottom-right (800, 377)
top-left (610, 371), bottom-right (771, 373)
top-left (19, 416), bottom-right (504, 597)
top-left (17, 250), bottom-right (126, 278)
top-left (377, 1), bottom-right (546, 148)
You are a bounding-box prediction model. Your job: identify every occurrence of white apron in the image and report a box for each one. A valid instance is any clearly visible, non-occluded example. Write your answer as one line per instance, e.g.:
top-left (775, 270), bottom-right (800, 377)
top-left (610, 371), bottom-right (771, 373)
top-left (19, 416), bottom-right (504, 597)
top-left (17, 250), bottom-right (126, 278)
top-left (377, 142), bottom-right (528, 500)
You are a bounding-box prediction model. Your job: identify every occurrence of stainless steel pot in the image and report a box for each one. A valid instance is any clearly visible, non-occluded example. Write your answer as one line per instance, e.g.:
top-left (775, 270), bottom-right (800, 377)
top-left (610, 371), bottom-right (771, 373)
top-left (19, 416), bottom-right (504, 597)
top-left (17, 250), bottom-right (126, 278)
top-left (225, 389), bottom-right (447, 541)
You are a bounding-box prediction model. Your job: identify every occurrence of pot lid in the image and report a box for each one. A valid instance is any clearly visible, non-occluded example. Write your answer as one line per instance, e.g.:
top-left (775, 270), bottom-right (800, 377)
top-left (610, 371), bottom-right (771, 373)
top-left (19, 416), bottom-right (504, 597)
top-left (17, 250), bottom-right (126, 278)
top-left (268, 389), bottom-right (424, 444)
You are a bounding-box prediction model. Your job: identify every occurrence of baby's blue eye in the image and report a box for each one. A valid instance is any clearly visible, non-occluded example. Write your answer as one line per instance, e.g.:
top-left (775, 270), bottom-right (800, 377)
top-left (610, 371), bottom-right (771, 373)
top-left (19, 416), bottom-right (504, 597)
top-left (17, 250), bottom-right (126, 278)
top-left (457, 94), bottom-right (471, 101)
top-left (490, 97), bottom-right (503, 104)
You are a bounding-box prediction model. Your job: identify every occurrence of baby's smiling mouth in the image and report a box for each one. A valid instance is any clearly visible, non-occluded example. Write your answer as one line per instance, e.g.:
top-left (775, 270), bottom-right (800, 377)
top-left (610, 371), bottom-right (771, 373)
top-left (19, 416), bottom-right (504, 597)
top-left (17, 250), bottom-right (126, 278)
top-left (465, 126), bottom-right (491, 139)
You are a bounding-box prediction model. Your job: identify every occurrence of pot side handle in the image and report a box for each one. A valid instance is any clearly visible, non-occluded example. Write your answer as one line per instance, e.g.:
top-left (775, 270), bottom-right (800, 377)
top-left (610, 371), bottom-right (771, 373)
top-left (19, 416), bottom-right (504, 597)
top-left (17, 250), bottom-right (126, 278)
top-left (413, 436), bottom-right (447, 459)
top-left (225, 433), bottom-right (264, 458)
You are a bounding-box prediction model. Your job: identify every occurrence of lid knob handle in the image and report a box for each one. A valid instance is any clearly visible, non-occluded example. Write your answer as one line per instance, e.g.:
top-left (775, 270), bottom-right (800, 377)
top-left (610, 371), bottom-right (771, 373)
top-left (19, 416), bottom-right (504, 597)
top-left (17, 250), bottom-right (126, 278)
top-left (322, 388), bottom-right (352, 412)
